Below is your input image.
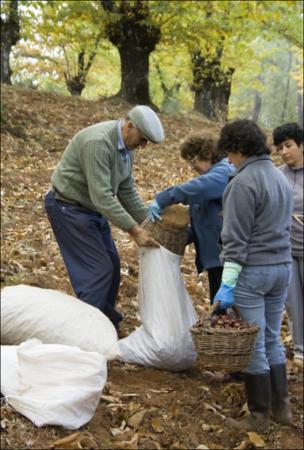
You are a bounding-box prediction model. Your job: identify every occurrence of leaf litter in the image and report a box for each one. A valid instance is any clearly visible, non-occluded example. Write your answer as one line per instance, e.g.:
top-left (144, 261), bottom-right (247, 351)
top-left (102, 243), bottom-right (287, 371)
top-left (0, 84), bottom-right (303, 450)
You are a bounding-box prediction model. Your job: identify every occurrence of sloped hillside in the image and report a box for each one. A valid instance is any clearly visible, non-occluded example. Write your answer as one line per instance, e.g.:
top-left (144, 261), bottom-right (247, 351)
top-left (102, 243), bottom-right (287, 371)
top-left (1, 85), bottom-right (302, 450)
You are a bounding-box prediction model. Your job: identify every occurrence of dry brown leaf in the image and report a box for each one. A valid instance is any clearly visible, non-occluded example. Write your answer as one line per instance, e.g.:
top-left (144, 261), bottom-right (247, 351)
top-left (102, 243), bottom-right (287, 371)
top-left (110, 419), bottom-right (128, 436)
top-left (111, 427), bottom-right (129, 437)
top-left (1, 419), bottom-right (8, 430)
top-left (114, 433), bottom-right (139, 449)
top-left (199, 385), bottom-right (210, 393)
top-left (1, 82), bottom-right (302, 450)
top-left (201, 423), bottom-right (212, 431)
top-left (148, 388), bottom-right (173, 394)
top-left (151, 417), bottom-right (165, 433)
top-left (138, 437), bottom-right (162, 449)
top-left (171, 442), bottom-right (188, 449)
top-left (127, 401), bottom-right (142, 413)
top-left (171, 404), bottom-right (181, 418)
top-left (100, 394), bottom-right (120, 403)
top-left (283, 335), bottom-right (293, 344)
top-left (121, 393), bottom-right (140, 398)
top-left (234, 440), bottom-right (249, 450)
top-left (203, 402), bottom-right (217, 413)
top-left (127, 409), bottom-right (148, 429)
top-left (240, 401), bottom-right (250, 416)
top-left (50, 432), bottom-right (98, 449)
top-left (203, 402), bottom-right (225, 419)
top-left (247, 432), bottom-right (265, 448)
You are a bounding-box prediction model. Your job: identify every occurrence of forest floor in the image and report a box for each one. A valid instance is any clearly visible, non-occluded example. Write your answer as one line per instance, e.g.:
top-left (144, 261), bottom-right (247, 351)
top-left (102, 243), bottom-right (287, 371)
top-left (1, 84), bottom-right (303, 450)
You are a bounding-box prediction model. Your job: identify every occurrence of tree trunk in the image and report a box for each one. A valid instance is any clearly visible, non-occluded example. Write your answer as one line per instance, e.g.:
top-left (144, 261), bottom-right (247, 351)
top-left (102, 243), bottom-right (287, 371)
top-left (1, 42), bottom-right (12, 84)
top-left (281, 51), bottom-right (293, 123)
top-left (251, 90), bottom-right (262, 122)
top-left (1, 0), bottom-right (20, 84)
top-left (63, 32), bottom-right (102, 97)
top-left (101, 0), bottom-right (160, 106)
top-left (64, 74), bottom-right (86, 96)
top-left (118, 45), bottom-right (153, 104)
top-left (64, 51), bottom-right (87, 96)
top-left (191, 49), bottom-right (234, 121)
top-left (297, 92), bottom-right (303, 127)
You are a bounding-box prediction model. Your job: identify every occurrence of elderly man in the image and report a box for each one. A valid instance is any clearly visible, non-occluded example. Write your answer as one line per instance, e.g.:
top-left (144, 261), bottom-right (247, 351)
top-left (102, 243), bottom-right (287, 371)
top-left (44, 105), bottom-right (164, 331)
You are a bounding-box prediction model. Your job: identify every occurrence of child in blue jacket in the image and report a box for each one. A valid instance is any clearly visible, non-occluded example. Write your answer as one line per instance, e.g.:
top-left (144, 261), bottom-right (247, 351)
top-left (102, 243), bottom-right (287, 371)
top-left (148, 132), bottom-right (234, 302)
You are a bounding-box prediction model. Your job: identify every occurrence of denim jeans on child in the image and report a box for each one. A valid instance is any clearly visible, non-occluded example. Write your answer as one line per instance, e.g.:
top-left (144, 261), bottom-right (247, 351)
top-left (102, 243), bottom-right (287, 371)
top-left (234, 263), bottom-right (292, 374)
top-left (44, 190), bottom-right (122, 329)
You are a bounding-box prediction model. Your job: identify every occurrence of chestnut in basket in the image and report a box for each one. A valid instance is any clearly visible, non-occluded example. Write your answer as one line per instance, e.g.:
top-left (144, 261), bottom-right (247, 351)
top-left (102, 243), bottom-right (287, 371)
top-left (209, 313), bottom-right (250, 329)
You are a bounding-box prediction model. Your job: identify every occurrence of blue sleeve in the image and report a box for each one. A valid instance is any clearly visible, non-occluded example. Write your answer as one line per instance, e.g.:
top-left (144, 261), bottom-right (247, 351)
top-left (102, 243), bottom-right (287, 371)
top-left (156, 163), bottom-right (231, 209)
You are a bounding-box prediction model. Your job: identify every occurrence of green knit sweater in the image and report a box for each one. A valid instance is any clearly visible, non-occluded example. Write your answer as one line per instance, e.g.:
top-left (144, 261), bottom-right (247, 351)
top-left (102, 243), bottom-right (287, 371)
top-left (51, 120), bottom-right (148, 231)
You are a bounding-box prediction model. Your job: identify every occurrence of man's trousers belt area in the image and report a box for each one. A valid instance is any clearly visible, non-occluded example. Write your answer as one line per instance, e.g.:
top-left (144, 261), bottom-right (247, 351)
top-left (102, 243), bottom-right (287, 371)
top-left (51, 187), bottom-right (83, 207)
top-left (50, 188), bottom-right (102, 216)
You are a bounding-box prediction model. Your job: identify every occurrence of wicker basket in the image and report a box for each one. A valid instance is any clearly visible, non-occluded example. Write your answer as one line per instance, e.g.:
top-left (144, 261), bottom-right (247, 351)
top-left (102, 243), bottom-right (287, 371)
top-left (143, 205), bottom-right (189, 256)
top-left (191, 312), bottom-right (259, 372)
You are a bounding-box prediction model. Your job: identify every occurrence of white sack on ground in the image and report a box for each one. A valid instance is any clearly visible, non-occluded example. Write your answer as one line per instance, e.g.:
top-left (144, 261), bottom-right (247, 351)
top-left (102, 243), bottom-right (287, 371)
top-left (0, 284), bottom-right (120, 360)
top-left (119, 246), bottom-right (197, 371)
top-left (1, 345), bottom-right (19, 396)
top-left (1, 339), bottom-right (107, 429)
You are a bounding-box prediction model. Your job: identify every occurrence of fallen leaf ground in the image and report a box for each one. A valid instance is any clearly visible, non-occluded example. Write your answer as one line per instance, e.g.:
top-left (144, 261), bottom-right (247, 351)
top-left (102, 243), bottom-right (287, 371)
top-left (1, 84), bottom-right (303, 450)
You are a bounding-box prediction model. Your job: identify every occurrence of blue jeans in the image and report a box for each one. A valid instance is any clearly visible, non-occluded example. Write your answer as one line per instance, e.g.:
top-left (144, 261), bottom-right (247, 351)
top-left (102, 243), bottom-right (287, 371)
top-left (234, 263), bottom-right (291, 374)
top-left (286, 257), bottom-right (303, 356)
top-left (44, 191), bottom-right (122, 328)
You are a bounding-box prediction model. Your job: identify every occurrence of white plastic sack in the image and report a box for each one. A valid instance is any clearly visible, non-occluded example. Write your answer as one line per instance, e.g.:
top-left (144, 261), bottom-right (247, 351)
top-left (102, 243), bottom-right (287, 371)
top-left (1, 339), bottom-right (107, 429)
top-left (1, 345), bottom-right (19, 396)
top-left (119, 246), bottom-right (197, 371)
top-left (0, 284), bottom-right (120, 360)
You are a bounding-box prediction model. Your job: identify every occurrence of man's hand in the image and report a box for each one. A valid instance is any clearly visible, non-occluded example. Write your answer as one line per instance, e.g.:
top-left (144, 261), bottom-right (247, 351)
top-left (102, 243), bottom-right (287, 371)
top-left (147, 199), bottom-right (163, 222)
top-left (129, 224), bottom-right (160, 247)
top-left (213, 282), bottom-right (234, 310)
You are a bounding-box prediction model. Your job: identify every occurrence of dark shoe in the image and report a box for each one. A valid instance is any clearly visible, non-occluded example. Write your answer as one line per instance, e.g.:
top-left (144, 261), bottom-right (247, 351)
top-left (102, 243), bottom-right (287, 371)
top-left (226, 413), bottom-right (269, 432)
top-left (229, 371), bottom-right (245, 382)
top-left (225, 372), bottom-right (271, 432)
top-left (270, 364), bottom-right (292, 425)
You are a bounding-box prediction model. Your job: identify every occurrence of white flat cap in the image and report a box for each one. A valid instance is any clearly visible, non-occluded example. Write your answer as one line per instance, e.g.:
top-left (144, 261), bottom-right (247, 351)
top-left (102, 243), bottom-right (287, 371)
top-left (127, 105), bottom-right (165, 143)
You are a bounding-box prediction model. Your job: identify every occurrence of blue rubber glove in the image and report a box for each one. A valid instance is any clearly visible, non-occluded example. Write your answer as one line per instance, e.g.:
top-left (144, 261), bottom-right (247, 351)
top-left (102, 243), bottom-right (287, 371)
top-left (213, 282), bottom-right (234, 310)
top-left (147, 199), bottom-right (163, 222)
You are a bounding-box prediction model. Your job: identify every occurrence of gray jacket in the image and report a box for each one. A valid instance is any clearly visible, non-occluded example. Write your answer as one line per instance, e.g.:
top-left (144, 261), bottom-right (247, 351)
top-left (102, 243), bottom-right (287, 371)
top-left (220, 154), bottom-right (293, 266)
top-left (279, 164), bottom-right (303, 257)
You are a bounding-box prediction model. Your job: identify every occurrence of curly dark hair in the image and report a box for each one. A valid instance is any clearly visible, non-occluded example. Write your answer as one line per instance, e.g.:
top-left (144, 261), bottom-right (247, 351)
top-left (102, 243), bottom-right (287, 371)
top-left (180, 132), bottom-right (226, 164)
top-left (273, 122), bottom-right (303, 147)
top-left (217, 119), bottom-right (270, 156)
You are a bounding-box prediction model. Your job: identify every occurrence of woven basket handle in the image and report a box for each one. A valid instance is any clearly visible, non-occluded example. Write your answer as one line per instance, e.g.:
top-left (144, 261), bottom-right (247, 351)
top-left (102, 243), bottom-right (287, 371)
top-left (141, 217), bottom-right (153, 227)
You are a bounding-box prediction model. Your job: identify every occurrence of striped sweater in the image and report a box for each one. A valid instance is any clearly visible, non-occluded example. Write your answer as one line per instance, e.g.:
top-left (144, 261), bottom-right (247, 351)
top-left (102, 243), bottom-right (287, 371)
top-left (52, 120), bottom-right (147, 230)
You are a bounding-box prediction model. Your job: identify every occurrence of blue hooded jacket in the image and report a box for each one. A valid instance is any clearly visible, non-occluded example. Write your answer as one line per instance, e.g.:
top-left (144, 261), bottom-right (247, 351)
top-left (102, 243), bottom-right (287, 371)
top-left (156, 158), bottom-right (234, 272)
